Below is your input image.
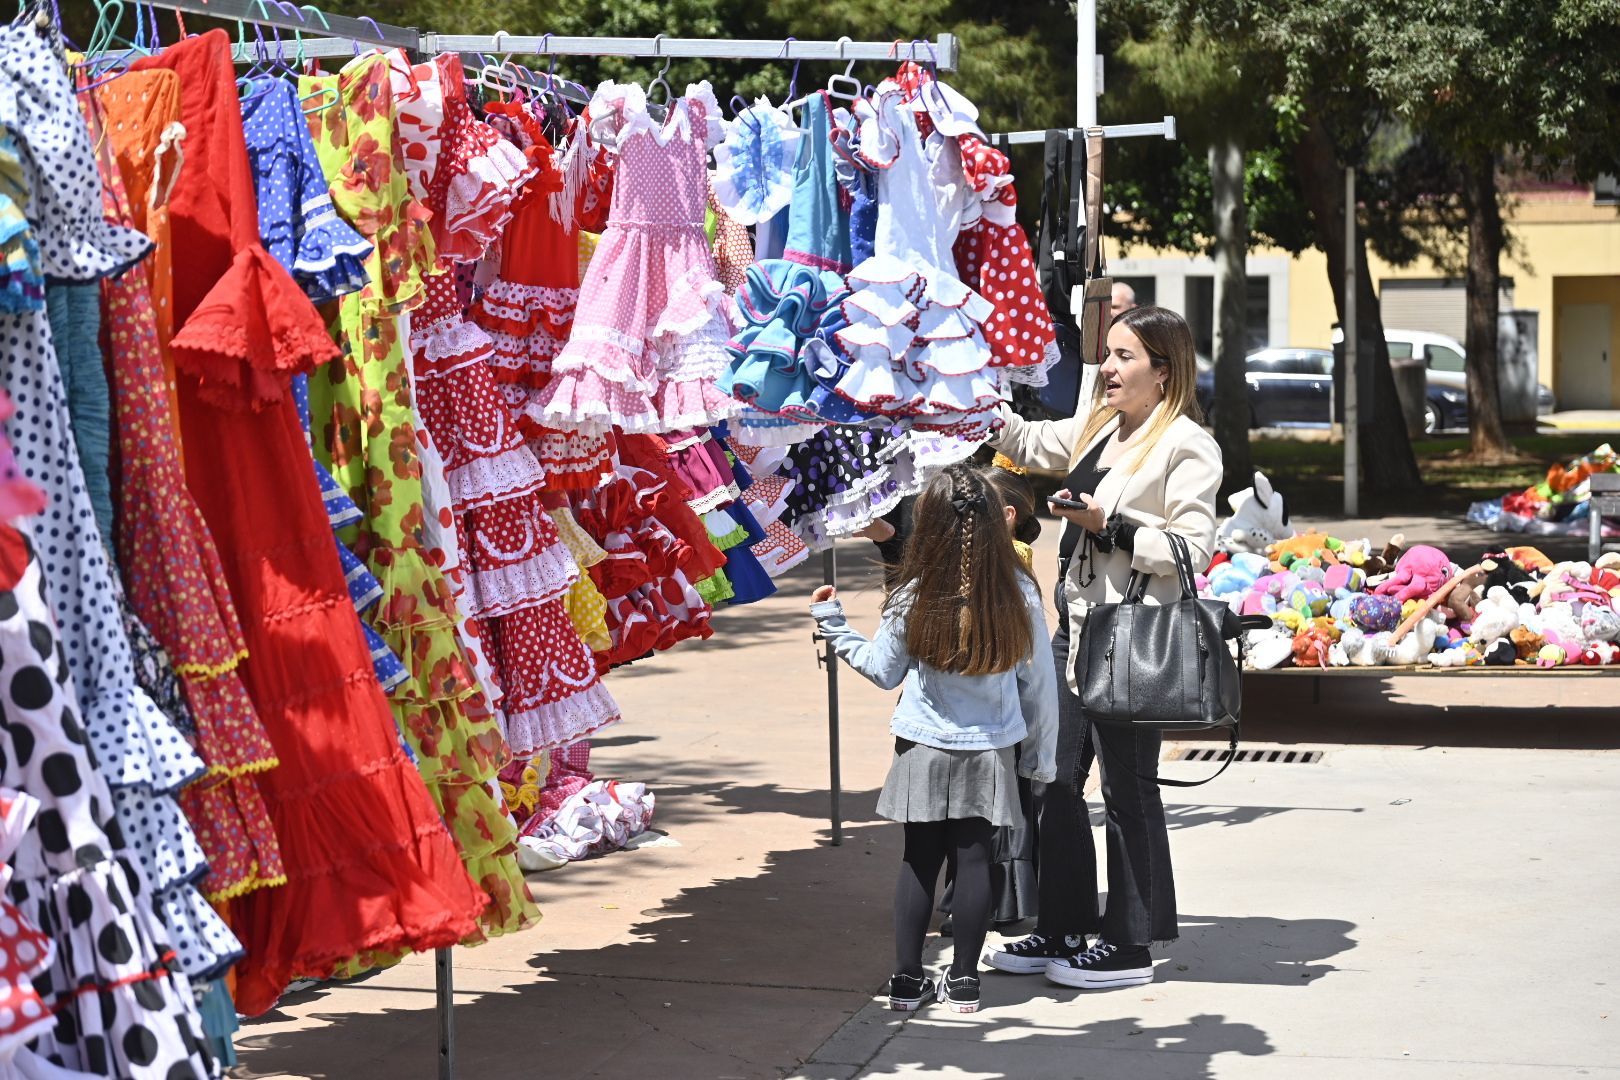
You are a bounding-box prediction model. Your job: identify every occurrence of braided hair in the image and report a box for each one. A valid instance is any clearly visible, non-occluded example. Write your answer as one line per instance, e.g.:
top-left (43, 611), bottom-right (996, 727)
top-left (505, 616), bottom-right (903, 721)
top-left (883, 463), bottom-right (1035, 676)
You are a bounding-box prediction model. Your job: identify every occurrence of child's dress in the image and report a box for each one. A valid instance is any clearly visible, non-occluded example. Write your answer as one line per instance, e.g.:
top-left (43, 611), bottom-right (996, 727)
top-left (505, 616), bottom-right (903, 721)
top-left (536, 82), bottom-right (740, 435)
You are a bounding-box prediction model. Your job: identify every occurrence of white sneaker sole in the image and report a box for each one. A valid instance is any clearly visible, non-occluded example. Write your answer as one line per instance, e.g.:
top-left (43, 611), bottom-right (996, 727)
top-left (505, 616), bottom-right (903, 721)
top-left (943, 997), bottom-right (980, 1014)
top-left (984, 950), bottom-right (1061, 974)
top-left (889, 996), bottom-right (930, 1011)
top-left (1044, 963), bottom-right (1154, 989)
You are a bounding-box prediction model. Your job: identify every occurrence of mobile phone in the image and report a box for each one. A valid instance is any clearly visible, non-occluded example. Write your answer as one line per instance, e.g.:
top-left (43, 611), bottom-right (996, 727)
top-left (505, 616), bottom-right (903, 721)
top-left (1047, 496), bottom-right (1089, 511)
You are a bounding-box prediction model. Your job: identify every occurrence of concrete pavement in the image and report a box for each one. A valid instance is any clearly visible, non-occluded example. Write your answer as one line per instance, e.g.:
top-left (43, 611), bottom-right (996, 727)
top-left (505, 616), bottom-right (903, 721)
top-left (233, 519), bottom-right (1620, 1079)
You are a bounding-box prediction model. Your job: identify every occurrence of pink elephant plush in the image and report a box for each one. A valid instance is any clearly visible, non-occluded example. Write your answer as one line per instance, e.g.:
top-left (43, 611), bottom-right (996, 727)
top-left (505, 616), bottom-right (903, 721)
top-left (1374, 544), bottom-right (1453, 603)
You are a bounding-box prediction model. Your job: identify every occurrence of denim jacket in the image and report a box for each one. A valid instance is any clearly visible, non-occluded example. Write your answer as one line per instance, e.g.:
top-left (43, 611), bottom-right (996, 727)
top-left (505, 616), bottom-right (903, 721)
top-left (810, 574), bottom-right (1058, 783)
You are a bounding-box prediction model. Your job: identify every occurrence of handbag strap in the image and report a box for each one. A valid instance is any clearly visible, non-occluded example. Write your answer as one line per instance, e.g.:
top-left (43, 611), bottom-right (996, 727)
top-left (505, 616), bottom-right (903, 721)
top-left (1083, 127), bottom-right (1105, 278)
top-left (1166, 532), bottom-right (1199, 600)
top-left (1094, 721), bottom-right (1241, 789)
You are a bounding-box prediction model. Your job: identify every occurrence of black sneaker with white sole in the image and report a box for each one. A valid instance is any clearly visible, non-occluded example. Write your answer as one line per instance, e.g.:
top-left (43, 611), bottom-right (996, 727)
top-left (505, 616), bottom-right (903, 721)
top-left (1044, 940), bottom-right (1154, 989)
top-left (941, 972), bottom-right (980, 1014)
top-left (888, 972), bottom-right (937, 1011)
top-left (983, 932), bottom-right (1087, 974)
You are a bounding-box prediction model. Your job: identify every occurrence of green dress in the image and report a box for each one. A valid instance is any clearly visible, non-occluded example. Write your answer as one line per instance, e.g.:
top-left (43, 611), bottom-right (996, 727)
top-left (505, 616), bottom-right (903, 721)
top-left (302, 53), bottom-right (538, 955)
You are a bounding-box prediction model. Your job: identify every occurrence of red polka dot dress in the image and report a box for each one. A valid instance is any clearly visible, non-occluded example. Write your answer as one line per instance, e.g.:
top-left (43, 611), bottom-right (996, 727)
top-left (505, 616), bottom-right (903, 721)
top-left (469, 107), bottom-right (616, 493)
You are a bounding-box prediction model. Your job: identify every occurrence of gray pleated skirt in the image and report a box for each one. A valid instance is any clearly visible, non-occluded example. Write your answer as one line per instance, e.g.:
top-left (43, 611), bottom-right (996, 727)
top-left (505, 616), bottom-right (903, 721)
top-left (876, 738), bottom-right (1018, 826)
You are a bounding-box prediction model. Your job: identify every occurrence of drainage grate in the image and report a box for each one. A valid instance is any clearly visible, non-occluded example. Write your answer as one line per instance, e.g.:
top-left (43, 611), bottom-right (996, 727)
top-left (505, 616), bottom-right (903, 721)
top-left (1170, 748), bottom-right (1323, 764)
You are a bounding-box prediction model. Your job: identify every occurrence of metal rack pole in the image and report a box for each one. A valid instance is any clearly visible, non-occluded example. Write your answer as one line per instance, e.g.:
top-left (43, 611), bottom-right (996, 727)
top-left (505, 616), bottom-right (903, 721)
top-left (822, 548), bottom-right (842, 846)
top-left (435, 948), bottom-right (454, 1080)
top-left (995, 118), bottom-right (1178, 145)
top-left (149, 0), bottom-right (421, 48)
top-left (424, 33), bottom-right (959, 72)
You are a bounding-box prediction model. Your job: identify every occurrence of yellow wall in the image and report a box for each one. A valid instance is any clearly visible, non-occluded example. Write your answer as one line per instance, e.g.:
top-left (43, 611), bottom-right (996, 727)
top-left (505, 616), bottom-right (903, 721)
top-left (1554, 275), bottom-right (1620, 406)
top-left (1110, 195), bottom-right (1620, 389)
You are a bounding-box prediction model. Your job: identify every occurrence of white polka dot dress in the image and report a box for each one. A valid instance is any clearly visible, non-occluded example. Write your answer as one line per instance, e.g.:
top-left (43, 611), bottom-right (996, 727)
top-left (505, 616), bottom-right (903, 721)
top-left (0, 21), bottom-right (241, 985)
top-left (0, 528), bottom-right (214, 1078)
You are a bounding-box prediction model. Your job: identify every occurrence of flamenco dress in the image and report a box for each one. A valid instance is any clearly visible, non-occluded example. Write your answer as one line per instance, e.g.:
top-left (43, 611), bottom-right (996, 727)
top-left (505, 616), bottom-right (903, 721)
top-left (131, 32), bottom-right (485, 1015)
top-left (0, 28), bottom-right (242, 984)
top-left (90, 105), bottom-right (287, 909)
top-left (468, 106), bottom-right (616, 491)
top-left (300, 52), bottom-right (535, 950)
top-left (0, 527), bottom-right (215, 1078)
top-left (535, 82), bottom-right (741, 436)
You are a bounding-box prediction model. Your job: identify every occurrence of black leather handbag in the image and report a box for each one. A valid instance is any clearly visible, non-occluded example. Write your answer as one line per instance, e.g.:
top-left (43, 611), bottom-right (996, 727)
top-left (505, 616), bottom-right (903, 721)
top-left (1075, 534), bottom-right (1262, 787)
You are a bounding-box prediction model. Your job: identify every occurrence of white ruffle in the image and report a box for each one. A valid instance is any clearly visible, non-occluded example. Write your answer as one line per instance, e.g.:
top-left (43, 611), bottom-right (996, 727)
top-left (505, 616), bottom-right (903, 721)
top-left (504, 681), bottom-right (622, 757)
top-left (411, 318), bottom-right (495, 375)
top-left (467, 542), bottom-right (581, 619)
top-left (446, 445), bottom-right (547, 510)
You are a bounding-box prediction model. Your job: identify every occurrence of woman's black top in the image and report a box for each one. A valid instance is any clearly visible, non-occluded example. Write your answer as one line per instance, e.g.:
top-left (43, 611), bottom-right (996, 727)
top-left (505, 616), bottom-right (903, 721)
top-left (1058, 437), bottom-right (1136, 571)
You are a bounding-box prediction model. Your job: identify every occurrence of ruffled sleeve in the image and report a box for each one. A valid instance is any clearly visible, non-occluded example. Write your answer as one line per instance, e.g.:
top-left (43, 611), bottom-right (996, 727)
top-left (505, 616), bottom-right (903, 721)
top-left (586, 80), bottom-right (642, 152)
top-left (710, 98), bottom-right (801, 227)
top-left (293, 104), bottom-right (373, 302)
top-left (3, 29), bottom-right (151, 282)
top-left (685, 81), bottom-right (727, 150)
top-left (169, 245), bottom-right (341, 409)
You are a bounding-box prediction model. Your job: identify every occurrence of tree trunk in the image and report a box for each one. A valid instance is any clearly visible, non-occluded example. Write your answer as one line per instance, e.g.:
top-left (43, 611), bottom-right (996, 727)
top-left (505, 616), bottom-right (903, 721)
top-left (1293, 115), bottom-right (1424, 496)
top-left (1462, 149), bottom-right (1513, 461)
top-left (1210, 136), bottom-right (1254, 499)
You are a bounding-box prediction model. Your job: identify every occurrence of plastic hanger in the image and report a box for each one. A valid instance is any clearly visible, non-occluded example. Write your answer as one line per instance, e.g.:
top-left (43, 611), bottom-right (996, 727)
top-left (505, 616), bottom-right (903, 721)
top-left (646, 34), bottom-right (673, 106)
top-left (784, 36), bottom-right (859, 112)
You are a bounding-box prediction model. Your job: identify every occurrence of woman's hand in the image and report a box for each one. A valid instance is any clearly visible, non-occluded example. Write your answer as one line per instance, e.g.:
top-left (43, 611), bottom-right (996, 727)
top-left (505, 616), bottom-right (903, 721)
top-left (852, 518), bottom-right (896, 543)
top-left (811, 585), bottom-right (837, 604)
top-left (1048, 489), bottom-right (1107, 535)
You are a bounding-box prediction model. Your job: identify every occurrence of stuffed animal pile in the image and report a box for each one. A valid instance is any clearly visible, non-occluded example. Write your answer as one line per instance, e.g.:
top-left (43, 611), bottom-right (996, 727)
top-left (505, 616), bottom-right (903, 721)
top-left (1467, 442), bottom-right (1619, 536)
top-left (1201, 471), bottom-right (1620, 669)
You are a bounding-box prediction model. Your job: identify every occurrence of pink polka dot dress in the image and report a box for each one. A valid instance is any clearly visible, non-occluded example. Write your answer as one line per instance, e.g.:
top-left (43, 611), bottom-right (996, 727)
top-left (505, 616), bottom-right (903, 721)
top-left (536, 82), bottom-right (742, 436)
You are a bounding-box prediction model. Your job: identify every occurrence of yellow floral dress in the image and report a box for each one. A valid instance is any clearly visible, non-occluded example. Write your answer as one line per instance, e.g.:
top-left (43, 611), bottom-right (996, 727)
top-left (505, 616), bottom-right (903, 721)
top-left (301, 54), bottom-right (538, 955)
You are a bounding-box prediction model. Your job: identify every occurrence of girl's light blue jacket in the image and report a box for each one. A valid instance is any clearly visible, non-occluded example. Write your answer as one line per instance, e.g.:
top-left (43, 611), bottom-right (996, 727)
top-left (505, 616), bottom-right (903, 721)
top-left (810, 574), bottom-right (1058, 784)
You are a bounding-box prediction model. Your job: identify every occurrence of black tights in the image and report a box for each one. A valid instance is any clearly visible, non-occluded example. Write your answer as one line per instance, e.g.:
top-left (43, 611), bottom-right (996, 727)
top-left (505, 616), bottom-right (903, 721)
top-left (896, 817), bottom-right (994, 978)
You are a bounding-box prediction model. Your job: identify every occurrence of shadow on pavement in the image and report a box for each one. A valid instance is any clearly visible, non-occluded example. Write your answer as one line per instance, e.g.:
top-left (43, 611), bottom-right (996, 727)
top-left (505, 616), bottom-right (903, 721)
top-left (862, 1012), bottom-right (1273, 1080)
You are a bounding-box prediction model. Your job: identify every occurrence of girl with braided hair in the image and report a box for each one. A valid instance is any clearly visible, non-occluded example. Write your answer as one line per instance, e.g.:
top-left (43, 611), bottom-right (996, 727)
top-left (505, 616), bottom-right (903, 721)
top-left (809, 463), bottom-right (1057, 1014)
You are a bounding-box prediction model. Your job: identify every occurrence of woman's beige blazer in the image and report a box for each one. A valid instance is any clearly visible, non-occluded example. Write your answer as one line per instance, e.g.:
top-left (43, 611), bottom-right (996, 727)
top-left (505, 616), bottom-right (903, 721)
top-left (991, 403), bottom-right (1222, 689)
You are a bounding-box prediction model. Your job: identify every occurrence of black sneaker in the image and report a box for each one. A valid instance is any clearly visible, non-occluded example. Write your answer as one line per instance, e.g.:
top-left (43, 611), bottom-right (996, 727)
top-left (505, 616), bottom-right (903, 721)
top-left (941, 972), bottom-right (980, 1014)
top-left (1044, 940), bottom-right (1154, 989)
top-left (888, 972), bottom-right (937, 1011)
top-left (983, 932), bottom-right (1087, 974)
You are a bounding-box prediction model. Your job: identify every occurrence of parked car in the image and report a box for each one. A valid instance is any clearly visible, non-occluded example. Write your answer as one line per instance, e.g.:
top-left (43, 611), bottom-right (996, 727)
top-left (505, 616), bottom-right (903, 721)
top-left (1330, 329), bottom-right (1557, 433)
top-left (1199, 334), bottom-right (1556, 435)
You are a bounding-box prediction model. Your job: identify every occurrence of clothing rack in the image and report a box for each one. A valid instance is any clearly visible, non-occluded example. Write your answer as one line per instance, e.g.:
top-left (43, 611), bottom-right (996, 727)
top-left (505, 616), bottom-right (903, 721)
top-left (996, 117), bottom-right (1179, 144)
top-left (117, 0), bottom-right (963, 1073)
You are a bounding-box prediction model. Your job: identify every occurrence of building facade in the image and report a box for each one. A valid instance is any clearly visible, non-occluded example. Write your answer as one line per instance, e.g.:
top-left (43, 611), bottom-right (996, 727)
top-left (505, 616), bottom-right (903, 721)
top-left (1105, 186), bottom-right (1620, 409)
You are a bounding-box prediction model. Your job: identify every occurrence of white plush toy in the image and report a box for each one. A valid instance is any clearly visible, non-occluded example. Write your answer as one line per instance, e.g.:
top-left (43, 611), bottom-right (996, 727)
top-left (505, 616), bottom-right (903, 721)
top-left (1468, 586), bottom-right (1521, 645)
top-left (1330, 628), bottom-right (1380, 667)
top-left (1372, 612), bottom-right (1446, 666)
top-left (1244, 625), bottom-right (1294, 670)
top-left (1216, 471), bottom-right (1294, 555)
top-left (1581, 604), bottom-right (1620, 644)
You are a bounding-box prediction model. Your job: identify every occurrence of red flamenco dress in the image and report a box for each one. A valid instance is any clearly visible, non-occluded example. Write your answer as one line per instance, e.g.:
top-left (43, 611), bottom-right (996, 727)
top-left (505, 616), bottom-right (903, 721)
top-left (131, 32), bottom-right (485, 1015)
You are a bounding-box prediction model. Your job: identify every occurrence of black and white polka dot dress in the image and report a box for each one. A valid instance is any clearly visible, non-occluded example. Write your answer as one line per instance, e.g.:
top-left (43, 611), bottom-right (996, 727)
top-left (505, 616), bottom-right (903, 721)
top-left (0, 528), bottom-right (213, 1078)
top-left (0, 20), bottom-right (241, 984)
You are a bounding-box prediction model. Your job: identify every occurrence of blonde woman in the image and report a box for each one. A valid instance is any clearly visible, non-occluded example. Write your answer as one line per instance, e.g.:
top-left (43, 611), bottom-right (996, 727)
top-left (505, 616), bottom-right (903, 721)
top-left (983, 305), bottom-right (1221, 990)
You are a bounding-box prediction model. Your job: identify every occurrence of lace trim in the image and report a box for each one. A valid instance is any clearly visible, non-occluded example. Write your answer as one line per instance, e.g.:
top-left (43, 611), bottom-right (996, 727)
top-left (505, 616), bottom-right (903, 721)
top-left (173, 649), bottom-right (249, 680)
top-left (204, 864), bottom-right (290, 904)
top-left (412, 319), bottom-right (494, 373)
top-left (467, 545), bottom-right (581, 618)
top-left (447, 446), bottom-right (547, 510)
top-left (503, 681), bottom-right (621, 757)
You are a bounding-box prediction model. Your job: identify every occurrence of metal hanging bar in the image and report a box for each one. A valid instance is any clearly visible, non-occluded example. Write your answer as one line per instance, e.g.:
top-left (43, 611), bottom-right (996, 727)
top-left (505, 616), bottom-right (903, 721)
top-left (997, 117), bottom-right (1179, 144)
top-left (151, 0), bottom-right (421, 49)
top-left (421, 32), bottom-right (959, 71)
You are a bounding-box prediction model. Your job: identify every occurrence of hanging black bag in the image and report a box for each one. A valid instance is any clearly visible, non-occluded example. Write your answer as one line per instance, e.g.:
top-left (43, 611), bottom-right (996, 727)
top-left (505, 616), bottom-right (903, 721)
top-left (1075, 533), bottom-right (1266, 787)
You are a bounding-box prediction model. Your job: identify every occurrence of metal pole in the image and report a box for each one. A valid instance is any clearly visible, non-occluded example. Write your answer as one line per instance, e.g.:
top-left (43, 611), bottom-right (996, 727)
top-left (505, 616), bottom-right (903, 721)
top-left (1344, 166), bottom-right (1360, 518)
top-left (823, 547), bottom-right (842, 846)
top-left (436, 948), bottom-right (454, 1080)
top-left (1077, 0), bottom-right (1098, 127)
